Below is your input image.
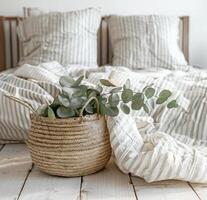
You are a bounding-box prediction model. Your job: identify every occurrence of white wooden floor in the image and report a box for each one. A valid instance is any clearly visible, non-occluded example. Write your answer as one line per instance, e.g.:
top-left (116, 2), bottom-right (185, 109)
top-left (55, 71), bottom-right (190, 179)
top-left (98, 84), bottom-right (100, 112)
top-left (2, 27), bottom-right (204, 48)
top-left (0, 144), bottom-right (207, 200)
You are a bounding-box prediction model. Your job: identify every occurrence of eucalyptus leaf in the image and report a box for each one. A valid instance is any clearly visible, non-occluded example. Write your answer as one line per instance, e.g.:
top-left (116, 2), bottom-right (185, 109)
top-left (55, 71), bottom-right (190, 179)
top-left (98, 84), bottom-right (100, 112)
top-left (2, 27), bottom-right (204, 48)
top-left (52, 97), bottom-right (61, 106)
top-left (121, 89), bottom-right (133, 103)
top-left (159, 90), bottom-right (172, 99)
top-left (156, 96), bottom-right (168, 104)
top-left (120, 103), bottom-right (130, 114)
top-left (131, 93), bottom-right (143, 110)
top-left (124, 79), bottom-right (131, 89)
top-left (57, 106), bottom-right (76, 118)
top-left (109, 94), bottom-right (120, 107)
top-left (77, 85), bottom-right (87, 95)
top-left (48, 106), bottom-right (56, 120)
top-left (38, 75), bottom-right (177, 119)
top-left (70, 97), bottom-right (84, 109)
top-left (62, 87), bottom-right (76, 98)
top-left (145, 87), bottom-right (155, 99)
top-left (103, 106), bottom-right (119, 117)
top-left (72, 86), bottom-right (87, 97)
top-left (99, 102), bottom-right (106, 115)
top-left (98, 96), bottom-right (107, 104)
top-left (72, 89), bottom-right (83, 97)
top-left (100, 79), bottom-right (116, 87)
top-left (58, 95), bottom-right (70, 107)
top-left (167, 100), bottom-right (178, 109)
top-left (59, 76), bottom-right (75, 87)
top-left (36, 104), bottom-right (48, 117)
top-left (72, 76), bottom-right (84, 87)
top-left (142, 86), bottom-right (148, 92)
top-left (143, 104), bottom-right (149, 113)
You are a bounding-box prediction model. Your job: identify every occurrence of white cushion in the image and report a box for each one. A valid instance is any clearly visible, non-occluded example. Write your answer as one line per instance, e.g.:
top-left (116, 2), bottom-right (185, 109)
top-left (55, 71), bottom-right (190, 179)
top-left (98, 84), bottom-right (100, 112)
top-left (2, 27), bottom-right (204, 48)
top-left (108, 15), bottom-right (188, 70)
top-left (17, 8), bottom-right (101, 67)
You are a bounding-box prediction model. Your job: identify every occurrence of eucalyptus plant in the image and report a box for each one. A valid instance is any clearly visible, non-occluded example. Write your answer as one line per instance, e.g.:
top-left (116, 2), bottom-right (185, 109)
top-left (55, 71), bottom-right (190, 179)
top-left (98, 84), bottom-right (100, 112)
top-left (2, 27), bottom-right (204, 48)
top-left (37, 75), bottom-right (178, 119)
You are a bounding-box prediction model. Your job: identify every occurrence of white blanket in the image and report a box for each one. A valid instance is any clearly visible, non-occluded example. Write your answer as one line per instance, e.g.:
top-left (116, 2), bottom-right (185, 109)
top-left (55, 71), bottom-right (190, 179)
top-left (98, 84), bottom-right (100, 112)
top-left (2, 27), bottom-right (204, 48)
top-left (1, 62), bottom-right (207, 183)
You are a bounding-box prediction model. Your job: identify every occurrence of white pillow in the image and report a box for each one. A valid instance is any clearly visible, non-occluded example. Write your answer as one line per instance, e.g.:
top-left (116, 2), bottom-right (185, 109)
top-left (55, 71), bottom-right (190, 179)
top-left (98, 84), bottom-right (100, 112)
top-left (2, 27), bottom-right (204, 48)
top-left (17, 8), bottom-right (101, 67)
top-left (108, 15), bottom-right (188, 70)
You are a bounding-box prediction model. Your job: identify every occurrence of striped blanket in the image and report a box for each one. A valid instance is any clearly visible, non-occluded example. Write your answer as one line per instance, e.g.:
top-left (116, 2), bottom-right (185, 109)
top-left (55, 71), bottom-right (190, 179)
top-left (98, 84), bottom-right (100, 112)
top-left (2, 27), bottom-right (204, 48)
top-left (1, 62), bottom-right (207, 183)
top-left (107, 68), bottom-right (207, 183)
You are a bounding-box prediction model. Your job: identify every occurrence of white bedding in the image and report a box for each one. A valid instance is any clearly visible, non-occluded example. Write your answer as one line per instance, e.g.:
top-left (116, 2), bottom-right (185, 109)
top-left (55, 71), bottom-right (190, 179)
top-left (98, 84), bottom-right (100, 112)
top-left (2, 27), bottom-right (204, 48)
top-left (1, 62), bottom-right (207, 183)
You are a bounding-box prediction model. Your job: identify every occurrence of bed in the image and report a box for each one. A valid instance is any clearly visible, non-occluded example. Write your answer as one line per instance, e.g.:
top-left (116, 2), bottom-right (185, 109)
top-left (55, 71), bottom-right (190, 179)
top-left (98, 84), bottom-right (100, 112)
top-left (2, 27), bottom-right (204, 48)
top-left (1, 12), bottom-right (207, 183)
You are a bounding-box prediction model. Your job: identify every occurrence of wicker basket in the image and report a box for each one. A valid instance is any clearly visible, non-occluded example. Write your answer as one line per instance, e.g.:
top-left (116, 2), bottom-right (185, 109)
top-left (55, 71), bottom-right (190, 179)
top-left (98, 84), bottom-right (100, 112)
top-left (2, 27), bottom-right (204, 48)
top-left (5, 95), bottom-right (112, 177)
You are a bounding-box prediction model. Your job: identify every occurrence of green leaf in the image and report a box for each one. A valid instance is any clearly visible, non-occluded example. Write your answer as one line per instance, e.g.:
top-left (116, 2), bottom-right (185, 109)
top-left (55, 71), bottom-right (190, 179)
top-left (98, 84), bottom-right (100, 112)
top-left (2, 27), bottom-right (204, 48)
top-left (70, 97), bottom-right (84, 109)
top-left (62, 87), bottom-right (77, 98)
top-left (103, 106), bottom-right (119, 117)
top-left (120, 103), bottom-right (130, 114)
top-left (99, 102), bottom-right (106, 115)
top-left (72, 89), bottom-right (83, 97)
top-left (52, 97), bottom-right (61, 106)
top-left (143, 104), bottom-right (149, 113)
top-left (167, 100), bottom-right (178, 109)
top-left (36, 104), bottom-right (48, 117)
top-left (124, 79), bottom-right (131, 89)
top-left (109, 94), bottom-right (120, 107)
top-left (98, 96), bottom-right (107, 104)
top-left (121, 89), bottom-right (133, 103)
top-left (142, 86), bottom-right (148, 92)
top-left (159, 90), bottom-right (172, 99)
top-left (59, 76), bottom-right (75, 87)
top-left (145, 87), bottom-right (155, 99)
top-left (56, 106), bottom-right (76, 118)
top-left (72, 85), bottom-right (87, 98)
top-left (72, 76), bottom-right (84, 87)
top-left (100, 79), bottom-right (116, 87)
top-left (156, 96), bottom-right (168, 104)
top-left (110, 87), bottom-right (122, 93)
top-left (131, 93), bottom-right (143, 110)
top-left (48, 106), bottom-right (56, 120)
top-left (58, 95), bottom-right (70, 107)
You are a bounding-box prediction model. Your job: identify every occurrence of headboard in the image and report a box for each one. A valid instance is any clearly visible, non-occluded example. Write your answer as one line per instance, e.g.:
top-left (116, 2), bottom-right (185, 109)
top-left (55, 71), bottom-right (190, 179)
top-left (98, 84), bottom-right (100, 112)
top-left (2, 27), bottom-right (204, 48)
top-left (0, 17), bottom-right (22, 71)
top-left (0, 16), bottom-right (189, 72)
top-left (100, 16), bottom-right (189, 66)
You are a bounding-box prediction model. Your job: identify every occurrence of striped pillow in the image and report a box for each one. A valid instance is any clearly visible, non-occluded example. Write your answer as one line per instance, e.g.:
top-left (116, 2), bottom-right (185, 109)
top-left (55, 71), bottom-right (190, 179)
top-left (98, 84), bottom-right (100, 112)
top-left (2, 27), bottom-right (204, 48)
top-left (17, 8), bottom-right (101, 67)
top-left (108, 15), bottom-right (188, 70)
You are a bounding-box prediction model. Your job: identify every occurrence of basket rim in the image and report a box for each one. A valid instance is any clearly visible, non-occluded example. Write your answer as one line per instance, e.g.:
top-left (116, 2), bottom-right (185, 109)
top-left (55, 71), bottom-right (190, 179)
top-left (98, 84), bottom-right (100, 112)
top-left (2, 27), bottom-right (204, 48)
top-left (30, 113), bottom-right (104, 124)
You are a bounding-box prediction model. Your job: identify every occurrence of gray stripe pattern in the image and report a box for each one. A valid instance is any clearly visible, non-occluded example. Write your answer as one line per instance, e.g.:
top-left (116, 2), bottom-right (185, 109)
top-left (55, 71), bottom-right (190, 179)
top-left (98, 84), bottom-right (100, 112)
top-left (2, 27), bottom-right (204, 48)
top-left (106, 67), bottom-right (207, 182)
top-left (108, 15), bottom-right (187, 70)
top-left (2, 63), bottom-right (207, 183)
top-left (0, 63), bottom-right (61, 143)
top-left (17, 8), bottom-right (101, 67)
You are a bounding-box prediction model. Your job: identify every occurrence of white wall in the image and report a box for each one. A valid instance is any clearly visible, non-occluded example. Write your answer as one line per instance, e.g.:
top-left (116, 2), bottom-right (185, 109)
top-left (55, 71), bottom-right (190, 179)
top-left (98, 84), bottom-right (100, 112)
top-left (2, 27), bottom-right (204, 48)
top-left (0, 0), bottom-right (206, 67)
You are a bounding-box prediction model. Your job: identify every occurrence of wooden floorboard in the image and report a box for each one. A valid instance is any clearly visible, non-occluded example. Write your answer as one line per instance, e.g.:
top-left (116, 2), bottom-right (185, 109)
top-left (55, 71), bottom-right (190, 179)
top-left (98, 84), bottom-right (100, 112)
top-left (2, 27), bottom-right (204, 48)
top-left (80, 159), bottom-right (137, 200)
top-left (189, 183), bottom-right (207, 200)
top-left (131, 176), bottom-right (200, 200)
top-left (1, 144), bottom-right (207, 200)
top-left (0, 144), bottom-right (4, 151)
top-left (0, 144), bottom-right (32, 200)
top-left (18, 166), bottom-right (81, 200)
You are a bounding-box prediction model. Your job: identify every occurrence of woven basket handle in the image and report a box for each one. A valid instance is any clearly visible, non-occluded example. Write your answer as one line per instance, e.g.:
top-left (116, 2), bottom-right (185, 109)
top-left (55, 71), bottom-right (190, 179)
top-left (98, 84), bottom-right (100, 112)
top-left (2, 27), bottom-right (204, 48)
top-left (4, 93), bottom-right (36, 113)
top-left (80, 97), bottom-right (100, 122)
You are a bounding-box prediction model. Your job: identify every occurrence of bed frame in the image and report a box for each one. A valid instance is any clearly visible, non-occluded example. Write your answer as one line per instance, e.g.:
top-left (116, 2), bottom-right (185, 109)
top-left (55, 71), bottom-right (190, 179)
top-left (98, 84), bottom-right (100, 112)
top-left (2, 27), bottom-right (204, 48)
top-left (0, 16), bottom-right (189, 72)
